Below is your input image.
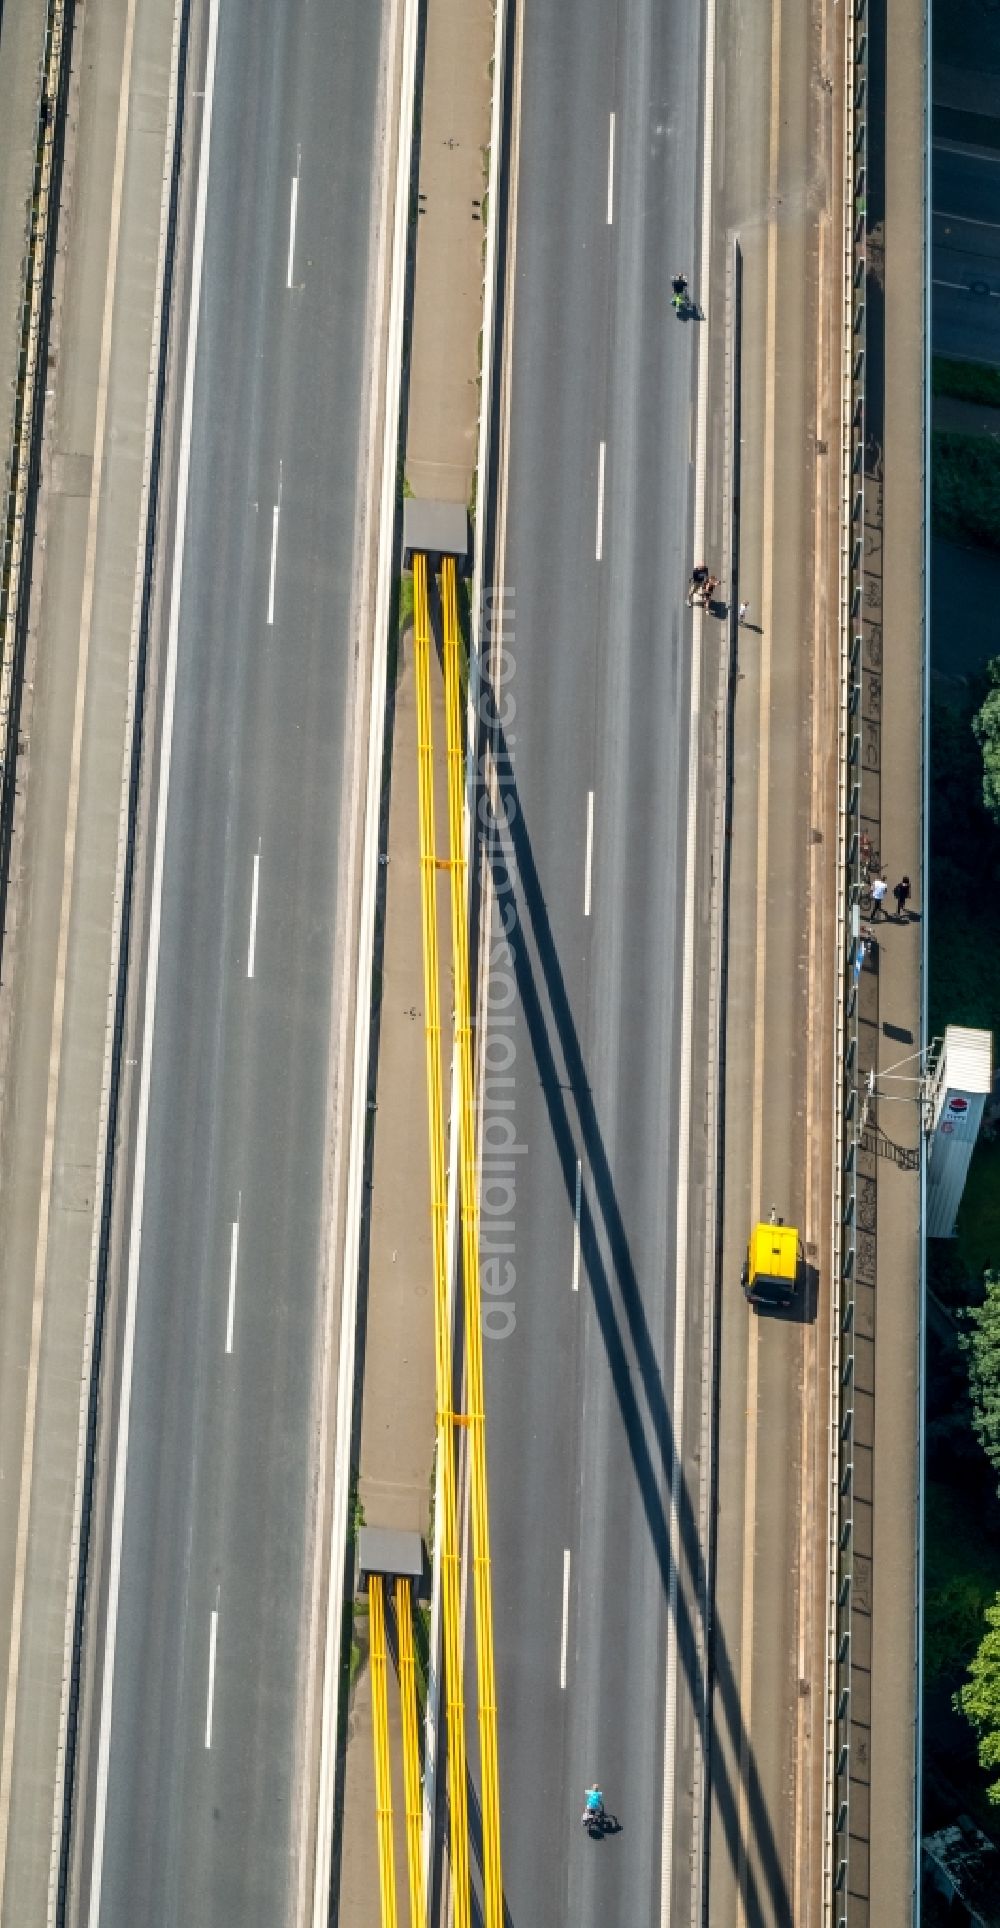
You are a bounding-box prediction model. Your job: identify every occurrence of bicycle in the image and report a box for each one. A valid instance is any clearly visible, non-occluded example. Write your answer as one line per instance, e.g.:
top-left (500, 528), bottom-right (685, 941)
top-left (581, 1806), bottom-right (620, 1839)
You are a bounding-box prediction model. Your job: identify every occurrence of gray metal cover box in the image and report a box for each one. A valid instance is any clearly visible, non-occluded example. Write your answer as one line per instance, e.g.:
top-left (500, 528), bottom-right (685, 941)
top-left (357, 1525), bottom-right (424, 1585)
top-left (403, 497), bottom-right (468, 565)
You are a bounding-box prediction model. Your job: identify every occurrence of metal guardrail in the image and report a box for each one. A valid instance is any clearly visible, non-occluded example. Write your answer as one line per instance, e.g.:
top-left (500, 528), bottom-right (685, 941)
top-left (825, 0), bottom-right (869, 1920)
top-left (0, 0), bottom-right (72, 937)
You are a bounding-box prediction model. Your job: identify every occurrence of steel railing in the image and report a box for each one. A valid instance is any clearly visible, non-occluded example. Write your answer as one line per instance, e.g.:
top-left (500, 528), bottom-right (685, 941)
top-left (824, 0), bottom-right (869, 1921)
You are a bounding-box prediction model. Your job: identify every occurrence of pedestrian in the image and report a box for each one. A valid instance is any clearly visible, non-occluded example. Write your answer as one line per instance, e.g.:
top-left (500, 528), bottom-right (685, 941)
top-left (871, 875), bottom-right (888, 918)
top-left (688, 564), bottom-right (708, 607)
top-left (738, 600), bottom-right (749, 626)
top-left (893, 875), bottom-right (912, 920)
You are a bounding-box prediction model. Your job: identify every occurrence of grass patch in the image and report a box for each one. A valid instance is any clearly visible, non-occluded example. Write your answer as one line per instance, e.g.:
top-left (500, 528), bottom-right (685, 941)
top-left (930, 897), bottom-right (1000, 1043)
top-left (925, 1481), bottom-right (1000, 1692)
top-left (398, 571), bottom-right (414, 639)
top-left (928, 689), bottom-right (1000, 1040)
top-left (925, 646), bottom-right (1000, 1841)
top-left (934, 356), bottom-right (1000, 410)
top-left (924, 1472), bottom-right (1000, 1842)
top-left (411, 1601), bottom-right (432, 1712)
top-left (933, 430), bottom-right (1000, 551)
top-left (349, 1597), bottom-right (370, 1692)
top-left (958, 1138), bottom-right (1000, 1280)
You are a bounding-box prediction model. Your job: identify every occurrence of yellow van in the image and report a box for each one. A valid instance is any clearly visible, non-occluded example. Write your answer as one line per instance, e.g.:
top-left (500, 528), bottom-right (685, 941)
top-left (741, 1221), bottom-right (800, 1309)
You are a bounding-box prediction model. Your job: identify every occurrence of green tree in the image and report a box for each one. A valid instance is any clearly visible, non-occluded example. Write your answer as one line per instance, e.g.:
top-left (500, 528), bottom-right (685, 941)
top-left (973, 658), bottom-right (1000, 827)
top-left (962, 1273), bottom-right (1000, 1487)
top-left (958, 1595), bottom-right (1000, 1802)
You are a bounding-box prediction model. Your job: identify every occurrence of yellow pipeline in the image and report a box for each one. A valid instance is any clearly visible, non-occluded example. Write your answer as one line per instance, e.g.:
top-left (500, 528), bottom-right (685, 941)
top-left (412, 553), bottom-right (471, 1926)
top-left (369, 1577), bottom-right (398, 1927)
top-left (395, 1579), bottom-right (427, 1928)
top-left (441, 556), bottom-right (504, 1925)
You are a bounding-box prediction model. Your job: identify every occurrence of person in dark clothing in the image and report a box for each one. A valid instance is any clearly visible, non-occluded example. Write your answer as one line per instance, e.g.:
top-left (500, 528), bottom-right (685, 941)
top-left (687, 564), bottom-right (708, 607)
top-left (893, 875), bottom-right (911, 919)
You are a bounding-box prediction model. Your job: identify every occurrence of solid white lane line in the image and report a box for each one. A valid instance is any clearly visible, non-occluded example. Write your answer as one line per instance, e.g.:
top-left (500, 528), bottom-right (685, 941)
top-left (595, 442), bottom-right (606, 561)
top-left (572, 1159), bottom-right (582, 1292)
top-left (935, 207), bottom-right (1000, 230)
top-left (660, 0), bottom-right (717, 1912)
top-left (286, 174), bottom-right (299, 287)
top-left (205, 1608), bottom-right (219, 1749)
top-left (583, 790), bottom-right (594, 917)
top-left (932, 275), bottom-right (1000, 296)
top-left (226, 1213), bottom-right (239, 1354)
top-left (933, 136), bottom-right (1000, 162)
top-left (559, 1550), bottom-right (571, 1690)
top-left (267, 502), bottom-right (280, 625)
top-left (86, 2), bottom-right (221, 1920)
top-left (247, 848), bottom-right (261, 979)
top-left (607, 112), bottom-right (615, 225)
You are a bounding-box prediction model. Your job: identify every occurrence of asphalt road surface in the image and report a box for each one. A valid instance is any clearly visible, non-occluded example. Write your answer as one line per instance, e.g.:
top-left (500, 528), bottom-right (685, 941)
top-left (933, 141), bottom-right (1000, 363)
top-left (482, 1), bottom-right (710, 1921)
top-left (80, 3), bottom-right (381, 1922)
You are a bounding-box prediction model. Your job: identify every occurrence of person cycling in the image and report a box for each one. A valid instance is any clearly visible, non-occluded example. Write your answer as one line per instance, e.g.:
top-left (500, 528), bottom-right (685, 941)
top-left (671, 273), bottom-right (688, 296)
top-left (584, 1786), bottom-right (604, 1818)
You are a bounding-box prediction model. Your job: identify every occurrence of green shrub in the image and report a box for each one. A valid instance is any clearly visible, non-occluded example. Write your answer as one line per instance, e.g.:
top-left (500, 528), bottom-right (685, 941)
top-left (926, 1482), bottom-right (1000, 1690)
top-left (928, 691), bottom-right (1000, 1038)
top-left (962, 1276), bottom-right (1000, 1490)
top-left (958, 1596), bottom-right (1000, 1802)
top-left (974, 658), bottom-right (1000, 824)
top-left (933, 431), bottom-right (1000, 550)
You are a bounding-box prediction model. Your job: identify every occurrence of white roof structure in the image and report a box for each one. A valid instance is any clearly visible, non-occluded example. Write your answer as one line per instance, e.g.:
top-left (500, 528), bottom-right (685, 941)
top-left (926, 1025), bottom-right (993, 1238)
top-left (938, 1024), bottom-right (992, 1096)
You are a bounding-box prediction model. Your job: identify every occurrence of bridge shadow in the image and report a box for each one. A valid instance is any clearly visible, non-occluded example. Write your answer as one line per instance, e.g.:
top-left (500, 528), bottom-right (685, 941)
top-left (469, 684), bottom-right (793, 1927)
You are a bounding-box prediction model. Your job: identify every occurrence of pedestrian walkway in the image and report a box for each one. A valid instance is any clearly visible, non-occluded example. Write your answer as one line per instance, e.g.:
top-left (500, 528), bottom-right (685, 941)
top-left (404, 0), bottom-right (493, 506)
top-left (0, 0), bottom-right (49, 470)
top-left (336, 0), bottom-right (495, 1915)
top-left (337, 636), bottom-right (448, 1916)
top-left (0, 1), bottom-right (179, 1915)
